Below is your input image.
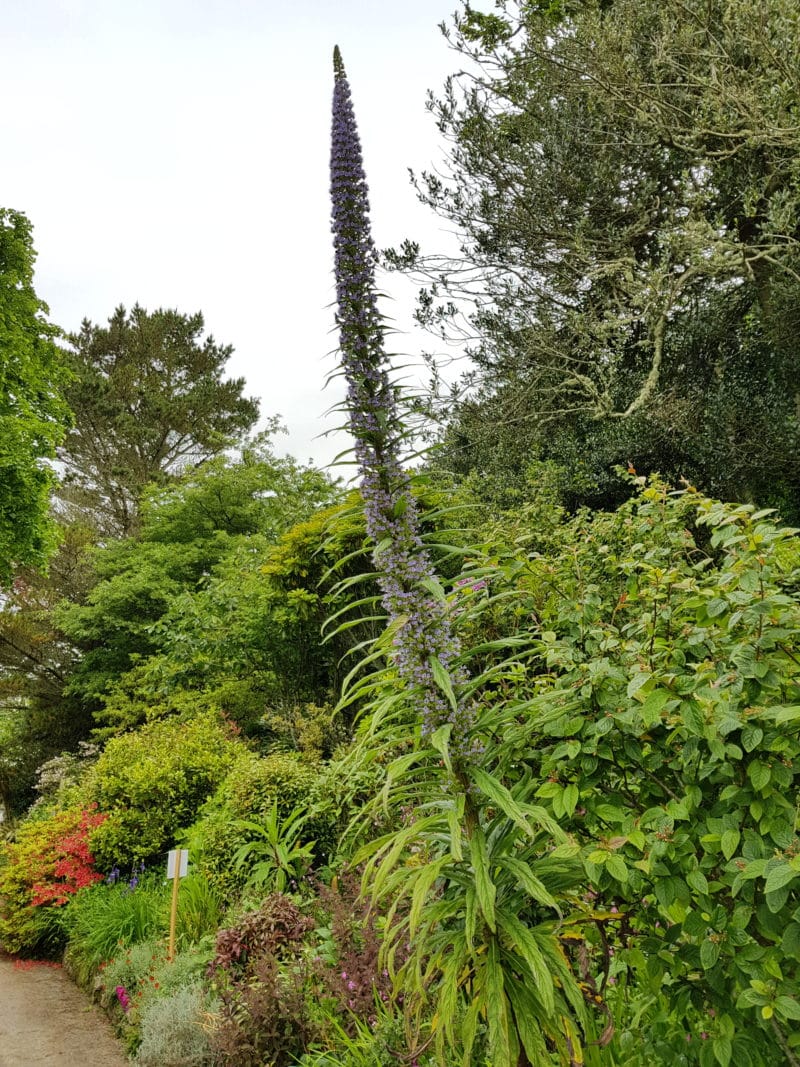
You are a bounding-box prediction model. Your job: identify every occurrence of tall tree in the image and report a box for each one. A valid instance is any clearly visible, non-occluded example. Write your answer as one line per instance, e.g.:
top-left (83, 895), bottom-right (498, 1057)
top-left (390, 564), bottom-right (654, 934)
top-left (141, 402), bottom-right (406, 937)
top-left (0, 209), bottom-right (69, 581)
top-left (394, 0), bottom-right (800, 511)
top-left (61, 304), bottom-right (260, 535)
top-left (56, 436), bottom-right (337, 725)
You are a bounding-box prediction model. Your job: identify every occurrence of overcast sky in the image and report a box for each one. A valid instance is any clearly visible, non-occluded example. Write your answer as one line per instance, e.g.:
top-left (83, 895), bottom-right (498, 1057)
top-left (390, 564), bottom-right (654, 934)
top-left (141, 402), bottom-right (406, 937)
top-left (4, 0), bottom-right (465, 470)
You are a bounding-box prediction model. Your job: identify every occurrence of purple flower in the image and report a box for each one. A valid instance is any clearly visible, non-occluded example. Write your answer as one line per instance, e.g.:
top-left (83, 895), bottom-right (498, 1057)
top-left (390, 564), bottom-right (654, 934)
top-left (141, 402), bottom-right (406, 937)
top-left (330, 48), bottom-right (477, 756)
top-left (115, 985), bottom-right (130, 1013)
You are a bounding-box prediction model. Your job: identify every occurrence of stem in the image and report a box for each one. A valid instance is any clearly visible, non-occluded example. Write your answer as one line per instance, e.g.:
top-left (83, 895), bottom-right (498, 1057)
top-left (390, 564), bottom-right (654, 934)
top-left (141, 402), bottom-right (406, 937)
top-left (771, 1017), bottom-right (800, 1067)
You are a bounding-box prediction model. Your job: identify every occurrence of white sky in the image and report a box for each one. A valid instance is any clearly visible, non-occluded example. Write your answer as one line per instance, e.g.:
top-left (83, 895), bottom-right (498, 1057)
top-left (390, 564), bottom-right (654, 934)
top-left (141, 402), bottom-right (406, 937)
top-left (3, 0), bottom-right (465, 470)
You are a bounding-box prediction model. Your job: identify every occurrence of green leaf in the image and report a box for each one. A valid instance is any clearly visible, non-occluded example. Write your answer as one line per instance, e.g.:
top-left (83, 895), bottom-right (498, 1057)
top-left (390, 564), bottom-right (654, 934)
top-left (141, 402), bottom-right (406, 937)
top-left (419, 575), bottom-right (446, 602)
top-left (496, 908), bottom-right (555, 1015)
top-left (562, 783), bottom-right (579, 817)
top-left (706, 598), bottom-right (728, 618)
top-left (606, 855), bottom-right (628, 882)
top-left (409, 859), bottom-right (446, 938)
top-left (700, 939), bottom-right (720, 969)
top-left (640, 688), bottom-right (670, 726)
top-left (713, 1036), bottom-right (732, 1067)
top-left (627, 672), bottom-right (652, 699)
top-left (497, 855), bottom-right (561, 914)
top-left (740, 725), bottom-right (763, 752)
top-left (505, 975), bottom-right (550, 1062)
top-left (471, 767), bottom-right (534, 837)
top-left (775, 996), bottom-right (800, 1022)
top-left (446, 803), bottom-right (464, 862)
top-left (686, 869), bottom-right (709, 895)
top-left (764, 863), bottom-right (799, 894)
top-left (485, 938), bottom-right (514, 1067)
top-left (470, 827), bottom-right (497, 932)
top-left (748, 761), bottom-right (771, 791)
top-left (429, 655), bottom-right (458, 712)
top-left (720, 829), bottom-right (740, 860)
top-left (430, 723), bottom-right (453, 773)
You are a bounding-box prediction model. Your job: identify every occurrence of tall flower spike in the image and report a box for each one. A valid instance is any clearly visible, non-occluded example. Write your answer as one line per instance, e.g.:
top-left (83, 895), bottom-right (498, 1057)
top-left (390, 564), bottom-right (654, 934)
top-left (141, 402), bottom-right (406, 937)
top-left (330, 48), bottom-right (475, 749)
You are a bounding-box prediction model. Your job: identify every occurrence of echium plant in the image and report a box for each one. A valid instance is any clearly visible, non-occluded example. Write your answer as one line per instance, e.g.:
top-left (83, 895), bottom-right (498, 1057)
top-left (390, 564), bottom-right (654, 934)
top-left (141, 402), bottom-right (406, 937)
top-left (330, 45), bottom-right (473, 748)
top-left (329, 50), bottom-right (598, 1067)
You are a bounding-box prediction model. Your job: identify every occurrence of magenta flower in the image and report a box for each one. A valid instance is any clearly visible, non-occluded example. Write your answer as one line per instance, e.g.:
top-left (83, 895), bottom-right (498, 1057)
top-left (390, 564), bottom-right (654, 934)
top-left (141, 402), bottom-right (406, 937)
top-left (115, 985), bottom-right (130, 1013)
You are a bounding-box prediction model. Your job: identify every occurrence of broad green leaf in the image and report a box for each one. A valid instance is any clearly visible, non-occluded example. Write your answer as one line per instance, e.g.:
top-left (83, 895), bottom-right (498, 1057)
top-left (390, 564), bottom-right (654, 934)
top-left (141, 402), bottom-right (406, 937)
top-left (740, 725), bottom-right (763, 752)
top-left (686, 869), bottom-right (709, 895)
top-left (627, 672), bottom-right (652, 700)
top-left (640, 688), bottom-right (670, 726)
top-left (764, 863), bottom-right (799, 894)
top-left (775, 995), bottom-right (800, 1022)
top-left (700, 939), bottom-right (720, 969)
top-left (606, 855), bottom-right (628, 882)
top-left (706, 598), bottom-right (728, 618)
top-left (720, 829), bottom-right (740, 860)
top-left (748, 761), bottom-right (771, 791)
top-left (563, 783), bottom-right (579, 816)
top-left (713, 1036), bottom-right (732, 1067)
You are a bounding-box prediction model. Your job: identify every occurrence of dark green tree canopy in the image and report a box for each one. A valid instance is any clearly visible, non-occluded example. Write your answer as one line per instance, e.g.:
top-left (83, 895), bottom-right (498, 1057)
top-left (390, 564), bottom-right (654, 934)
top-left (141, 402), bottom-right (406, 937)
top-left (0, 209), bottom-right (69, 581)
top-left (395, 0), bottom-right (800, 513)
top-left (61, 303), bottom-right (260, 535)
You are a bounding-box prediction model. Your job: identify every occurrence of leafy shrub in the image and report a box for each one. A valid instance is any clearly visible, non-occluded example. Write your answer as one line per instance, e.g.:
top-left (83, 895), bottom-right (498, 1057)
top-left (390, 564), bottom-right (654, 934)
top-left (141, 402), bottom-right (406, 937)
top-left (208, 893), bottom-right (313, 974)
top-left (218, 750), bottom-right (317, 817)
top-left (184, 750), bottom-right (335, 894)
top-left (135, 984), bottom-right (216, 1066)
top-left (97, 937), bottom-right (214, 1058)
top-left (207, 893), bottom-right (316, 1066)
top-left (232, 802), bottom-right (316, 894)
top-left (0, 806), bottom-right (106, 955)
top-left (424, 479), bottom-right (800, 1064)
top-left (83, 711), bottom-right (243, 867)
top-left (260, 702), bottom-right (345, 760)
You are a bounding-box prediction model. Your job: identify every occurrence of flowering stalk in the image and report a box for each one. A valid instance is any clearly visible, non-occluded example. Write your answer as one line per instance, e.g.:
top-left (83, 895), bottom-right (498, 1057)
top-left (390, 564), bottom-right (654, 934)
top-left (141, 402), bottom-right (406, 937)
top-left (330, 47), bottom-right (474, 749)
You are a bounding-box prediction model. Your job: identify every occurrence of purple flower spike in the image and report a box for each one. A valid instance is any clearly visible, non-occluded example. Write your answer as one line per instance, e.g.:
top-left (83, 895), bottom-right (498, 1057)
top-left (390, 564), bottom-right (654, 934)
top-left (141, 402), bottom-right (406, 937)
top-left (330, 48), bottom-right (476, 754)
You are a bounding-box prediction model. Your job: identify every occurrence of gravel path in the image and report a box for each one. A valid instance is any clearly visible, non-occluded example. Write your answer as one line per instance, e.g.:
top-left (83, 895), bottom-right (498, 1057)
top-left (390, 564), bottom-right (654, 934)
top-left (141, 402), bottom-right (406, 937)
top-left (0, 955), bottom-right (128, 1066)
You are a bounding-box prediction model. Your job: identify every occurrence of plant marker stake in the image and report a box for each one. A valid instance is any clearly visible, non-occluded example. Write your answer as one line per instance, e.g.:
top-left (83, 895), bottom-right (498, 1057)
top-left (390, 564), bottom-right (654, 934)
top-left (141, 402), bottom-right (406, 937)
top-left (166, 848), bottom-right (188, 962)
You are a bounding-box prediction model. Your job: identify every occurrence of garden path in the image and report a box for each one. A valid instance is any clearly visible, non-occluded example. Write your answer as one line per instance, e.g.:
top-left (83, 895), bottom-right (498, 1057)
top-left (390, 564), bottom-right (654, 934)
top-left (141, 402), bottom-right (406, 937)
top-left (0, 954), bottom-right (128, 1066)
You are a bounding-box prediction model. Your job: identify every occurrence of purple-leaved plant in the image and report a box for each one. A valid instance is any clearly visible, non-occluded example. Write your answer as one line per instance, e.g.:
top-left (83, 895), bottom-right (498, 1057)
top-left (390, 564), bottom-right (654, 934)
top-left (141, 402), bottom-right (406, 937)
top-left (330, 47), bottom-right (475, 752)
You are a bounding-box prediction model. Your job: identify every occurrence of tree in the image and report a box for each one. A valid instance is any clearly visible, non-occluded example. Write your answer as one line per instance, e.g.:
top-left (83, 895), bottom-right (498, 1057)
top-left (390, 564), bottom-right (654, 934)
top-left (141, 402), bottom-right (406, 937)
top-left (61, 304), bottom-right (260, 535)
top-left (56, 437), bottom-right (338, 726)
top-left (0, 209), bottom-right (69, 581)
top-left (393, 0), bottom-right (800, 512)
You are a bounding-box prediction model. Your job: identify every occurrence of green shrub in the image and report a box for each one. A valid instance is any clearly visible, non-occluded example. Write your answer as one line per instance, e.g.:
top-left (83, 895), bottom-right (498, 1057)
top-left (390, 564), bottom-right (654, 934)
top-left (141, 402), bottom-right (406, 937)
top-left (218, 750), bottom-right (317, 818)
top-left (135, 984), bottom-right (216, 1066)
top-left (84, 711), bottom-right (243, 868)
top-left (184, 751), bottom-right (336, 895)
